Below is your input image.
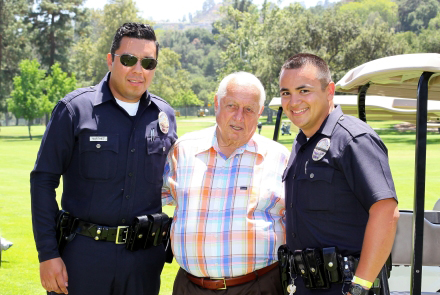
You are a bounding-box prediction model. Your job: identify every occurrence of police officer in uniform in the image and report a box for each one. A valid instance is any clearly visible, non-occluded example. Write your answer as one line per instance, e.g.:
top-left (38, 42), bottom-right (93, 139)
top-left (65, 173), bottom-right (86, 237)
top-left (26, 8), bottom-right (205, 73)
top-left (278, 53), bottom-right (399, 295)
top-left (31, 23), bottom-right (177, 295)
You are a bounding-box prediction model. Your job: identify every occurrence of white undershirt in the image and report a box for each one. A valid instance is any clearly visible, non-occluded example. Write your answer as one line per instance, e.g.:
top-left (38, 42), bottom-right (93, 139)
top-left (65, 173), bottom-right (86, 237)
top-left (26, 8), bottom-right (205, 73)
top-left (114, 98), bottom-right (140, 116)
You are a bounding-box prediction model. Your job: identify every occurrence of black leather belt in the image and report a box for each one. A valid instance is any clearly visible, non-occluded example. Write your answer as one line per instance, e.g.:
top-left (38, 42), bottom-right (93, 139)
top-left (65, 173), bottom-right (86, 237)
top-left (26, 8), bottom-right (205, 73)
top-left (73, 219), bottom-right (129, 244)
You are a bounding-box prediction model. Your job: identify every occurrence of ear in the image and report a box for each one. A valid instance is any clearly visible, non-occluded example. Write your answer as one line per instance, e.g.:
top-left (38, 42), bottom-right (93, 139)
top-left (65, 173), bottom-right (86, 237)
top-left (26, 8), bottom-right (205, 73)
top-left (214, 94), bottom-right (219, 113)
top-left (327, 82), bottom-right (335, 102)
top-left (107, 53), bottom-right (113, 71)
top-left (258, 105), bottom-right (265, 116)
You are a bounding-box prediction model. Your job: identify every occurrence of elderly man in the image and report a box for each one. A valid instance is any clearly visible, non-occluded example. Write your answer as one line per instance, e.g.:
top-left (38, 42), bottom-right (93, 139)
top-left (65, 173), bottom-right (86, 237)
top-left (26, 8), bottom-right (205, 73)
top-left (279, 53), bottom-right (399, 295)
top-left (162, 72), bottom-right (290, 294)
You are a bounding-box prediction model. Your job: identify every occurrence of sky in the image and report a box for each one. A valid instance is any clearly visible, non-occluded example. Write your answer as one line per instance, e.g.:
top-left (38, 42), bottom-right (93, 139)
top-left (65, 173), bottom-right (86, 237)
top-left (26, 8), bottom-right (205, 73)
top-left (83, 0), bottom-right (340, 23)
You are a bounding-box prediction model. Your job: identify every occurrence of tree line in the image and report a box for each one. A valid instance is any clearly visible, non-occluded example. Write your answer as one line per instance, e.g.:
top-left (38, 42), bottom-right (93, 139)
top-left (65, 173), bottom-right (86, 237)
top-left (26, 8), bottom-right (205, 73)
top-left (1, 0), bottom-right (439, 138)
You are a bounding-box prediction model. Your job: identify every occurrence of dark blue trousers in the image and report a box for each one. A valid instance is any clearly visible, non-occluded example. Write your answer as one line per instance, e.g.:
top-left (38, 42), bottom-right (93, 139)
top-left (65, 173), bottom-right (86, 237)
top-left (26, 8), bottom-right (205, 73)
top-left (49, 235), bottom-right (165, 295)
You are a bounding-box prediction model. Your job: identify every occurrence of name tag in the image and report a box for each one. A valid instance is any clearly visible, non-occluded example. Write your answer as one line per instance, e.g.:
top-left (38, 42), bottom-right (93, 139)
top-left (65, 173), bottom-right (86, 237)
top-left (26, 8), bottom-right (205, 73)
top-left (90, 136), bottom-right (108, 142)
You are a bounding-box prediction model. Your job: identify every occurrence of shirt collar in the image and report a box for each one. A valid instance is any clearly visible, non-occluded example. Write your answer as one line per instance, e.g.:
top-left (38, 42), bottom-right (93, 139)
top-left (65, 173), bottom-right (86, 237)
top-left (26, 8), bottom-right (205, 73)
top-left (195, 126), bottom-right (265, 158)
top-left (93, 72), bottom-right (151, 107)
top-left (320, 105), bottom-right (344, 137)
top-left (297, 105), bottom-right (344, 144)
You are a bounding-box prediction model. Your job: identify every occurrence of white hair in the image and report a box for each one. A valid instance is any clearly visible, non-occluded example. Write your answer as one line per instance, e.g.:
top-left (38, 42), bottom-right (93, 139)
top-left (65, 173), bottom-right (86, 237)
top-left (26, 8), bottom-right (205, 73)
top-left (216, 72), bottom-right (266, 107)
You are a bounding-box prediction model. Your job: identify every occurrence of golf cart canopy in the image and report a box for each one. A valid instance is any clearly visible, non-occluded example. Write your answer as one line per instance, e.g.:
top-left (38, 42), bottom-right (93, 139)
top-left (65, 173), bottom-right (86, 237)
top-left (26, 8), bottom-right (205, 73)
top-left (335, 53), bottom-right (440, 101)
top-left (269, 95), bottom-right (440, 126)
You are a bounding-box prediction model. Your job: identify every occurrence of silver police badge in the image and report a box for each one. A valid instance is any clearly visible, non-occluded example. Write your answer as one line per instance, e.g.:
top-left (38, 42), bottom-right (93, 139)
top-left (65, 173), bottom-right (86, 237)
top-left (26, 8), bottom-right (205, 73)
top-left (312, 138), bottom-right (330, 161)
top-left (158, 111), bottom-right (169, 134)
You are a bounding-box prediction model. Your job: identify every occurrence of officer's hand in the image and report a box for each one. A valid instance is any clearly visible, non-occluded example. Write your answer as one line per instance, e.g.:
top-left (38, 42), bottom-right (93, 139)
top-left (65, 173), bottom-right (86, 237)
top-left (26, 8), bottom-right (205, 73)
top-left (40, 257), bottom-right (69, 294)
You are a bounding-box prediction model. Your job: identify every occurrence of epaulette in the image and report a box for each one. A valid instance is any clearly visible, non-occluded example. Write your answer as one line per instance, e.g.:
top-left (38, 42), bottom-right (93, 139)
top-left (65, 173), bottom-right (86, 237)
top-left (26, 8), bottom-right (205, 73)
top-left (150, 93), bottom-right (172, 107)
top-left (61, 85), bottom-right (97, 104)
top-left (337, 114), bottom-right (375, 138)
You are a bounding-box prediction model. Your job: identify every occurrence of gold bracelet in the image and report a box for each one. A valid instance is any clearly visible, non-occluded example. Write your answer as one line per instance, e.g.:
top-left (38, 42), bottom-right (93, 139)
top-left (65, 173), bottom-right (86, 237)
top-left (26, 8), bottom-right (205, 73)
top-left (352, 276), bottom-right (373, 289)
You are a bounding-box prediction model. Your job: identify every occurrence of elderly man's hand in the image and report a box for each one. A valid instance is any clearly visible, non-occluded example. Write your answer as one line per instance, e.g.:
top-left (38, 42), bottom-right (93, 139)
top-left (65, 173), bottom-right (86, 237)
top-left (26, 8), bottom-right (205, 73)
top-left (40, 257), bottom-right (69, 294)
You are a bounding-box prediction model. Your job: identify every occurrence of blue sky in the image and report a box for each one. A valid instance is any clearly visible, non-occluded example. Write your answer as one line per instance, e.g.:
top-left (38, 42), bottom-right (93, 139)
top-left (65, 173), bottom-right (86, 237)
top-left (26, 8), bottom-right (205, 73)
top-left (83, 0), bottom-right (340, 22)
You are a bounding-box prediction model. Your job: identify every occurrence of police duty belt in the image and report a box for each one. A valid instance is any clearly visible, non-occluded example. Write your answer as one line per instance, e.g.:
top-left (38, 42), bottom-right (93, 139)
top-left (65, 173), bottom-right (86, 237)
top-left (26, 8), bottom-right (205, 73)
top-left (277, 245), bottom-right (388, 295)
top-left (55, 210), bottom-right (172, 253)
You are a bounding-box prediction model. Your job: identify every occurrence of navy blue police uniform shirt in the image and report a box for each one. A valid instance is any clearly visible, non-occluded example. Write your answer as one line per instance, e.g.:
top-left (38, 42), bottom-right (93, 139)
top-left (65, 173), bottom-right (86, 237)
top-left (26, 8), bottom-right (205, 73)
top-left (31, 73), bottom-right (177, 262)
top-left (283, 106), bottom-right (397, 257)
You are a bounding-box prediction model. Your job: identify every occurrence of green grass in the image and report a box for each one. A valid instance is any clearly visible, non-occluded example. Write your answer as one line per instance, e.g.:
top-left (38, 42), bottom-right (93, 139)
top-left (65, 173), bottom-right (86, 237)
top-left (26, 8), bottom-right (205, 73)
top-left (0, 118), bottom-right (439, 295)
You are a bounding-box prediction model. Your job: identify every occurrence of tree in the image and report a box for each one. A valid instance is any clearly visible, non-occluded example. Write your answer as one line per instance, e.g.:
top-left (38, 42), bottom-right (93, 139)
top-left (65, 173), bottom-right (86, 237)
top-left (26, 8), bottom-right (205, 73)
top-left (149, 48), bottom-right (184, 102)
top-left (174, 89), bottom-right (204, 118)
top-left (0, 0), bottom-right (32, 125)
top-left (27, 0), bottom-right (86, 71)
top-left (338, 0), bottom-right (398, 27)
top-left (396, 0), bottom-right (440, 33)
top-left (8, 59), bottom-right (47, 140)
top-left (42, 63), bottom-right (77, 121)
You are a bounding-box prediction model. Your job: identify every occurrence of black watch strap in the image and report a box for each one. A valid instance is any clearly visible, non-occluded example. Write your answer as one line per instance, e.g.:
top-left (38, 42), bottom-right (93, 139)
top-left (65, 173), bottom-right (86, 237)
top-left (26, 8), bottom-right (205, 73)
top-left (349, 283), bottom-right (369, 295)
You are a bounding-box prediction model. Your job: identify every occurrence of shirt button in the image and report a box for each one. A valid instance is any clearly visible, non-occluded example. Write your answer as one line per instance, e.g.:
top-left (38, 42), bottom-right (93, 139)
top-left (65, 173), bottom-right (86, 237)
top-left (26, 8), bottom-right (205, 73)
top-left (128, 172), bottom-right (133, 177)
top-left (131, 148), bottom-right (135, 153)
top-left (125, 195), bottom-right (130, 199)
top-left (292, 233), bottom-right (296, 238)
top-left (290, 203), bottom-right (293, 208)
top-left (293, 173), bottom-right (296, 179)
top-left (121, 219), bottom-right (126, 224)
top-left (310, 173), bottom-right (314, 179)
top-left (96, 144), bottom-right (101, 149)
top-left (339, 116), bottom-right (345, 121)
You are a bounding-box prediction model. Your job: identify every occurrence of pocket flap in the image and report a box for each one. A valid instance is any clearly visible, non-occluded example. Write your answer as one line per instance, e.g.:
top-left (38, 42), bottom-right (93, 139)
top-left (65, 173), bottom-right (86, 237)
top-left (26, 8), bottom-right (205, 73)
top-left (80, 134), bottom-right (119, 153)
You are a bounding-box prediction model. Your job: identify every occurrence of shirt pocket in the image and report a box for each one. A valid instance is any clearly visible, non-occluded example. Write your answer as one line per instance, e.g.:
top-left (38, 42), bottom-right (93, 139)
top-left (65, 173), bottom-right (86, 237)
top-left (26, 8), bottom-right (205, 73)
top-left (79, 133), bottom-right (119, 181)
top-left (144, 136), bottom-right (172, 183)
top-left (298, 163), bottom-right (335, 211)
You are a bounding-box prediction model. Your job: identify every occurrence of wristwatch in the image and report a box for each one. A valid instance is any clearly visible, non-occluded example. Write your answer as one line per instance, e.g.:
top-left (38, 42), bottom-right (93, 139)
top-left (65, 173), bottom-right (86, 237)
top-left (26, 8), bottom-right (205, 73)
top-left (349, 283), bottom-right (369, 295)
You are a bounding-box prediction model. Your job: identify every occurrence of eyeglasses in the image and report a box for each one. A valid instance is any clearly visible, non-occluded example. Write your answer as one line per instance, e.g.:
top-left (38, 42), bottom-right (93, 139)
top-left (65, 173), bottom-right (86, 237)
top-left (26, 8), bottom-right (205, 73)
top-left (113, 54), bottom-right (158, 70)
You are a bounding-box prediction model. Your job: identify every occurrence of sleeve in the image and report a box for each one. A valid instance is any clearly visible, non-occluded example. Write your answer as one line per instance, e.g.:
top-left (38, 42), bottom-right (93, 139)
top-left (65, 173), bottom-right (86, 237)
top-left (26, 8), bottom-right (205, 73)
top-left (30, 101), bottom-right (75, 262)
top-left (339, 133), bottom-right (398, 211)
top-left (161, 146), bottom-right (177, 207)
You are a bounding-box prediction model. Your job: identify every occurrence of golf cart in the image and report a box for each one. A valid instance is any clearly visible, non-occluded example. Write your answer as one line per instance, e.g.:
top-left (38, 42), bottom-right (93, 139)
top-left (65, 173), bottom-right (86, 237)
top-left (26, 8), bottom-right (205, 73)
top-left (270, 53), bottom-right (440, 295)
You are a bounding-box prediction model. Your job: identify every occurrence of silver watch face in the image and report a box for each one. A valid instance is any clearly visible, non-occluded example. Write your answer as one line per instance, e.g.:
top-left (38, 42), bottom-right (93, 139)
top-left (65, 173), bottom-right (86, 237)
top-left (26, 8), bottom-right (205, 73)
top-left (350, 284), bottom-right (366, 295)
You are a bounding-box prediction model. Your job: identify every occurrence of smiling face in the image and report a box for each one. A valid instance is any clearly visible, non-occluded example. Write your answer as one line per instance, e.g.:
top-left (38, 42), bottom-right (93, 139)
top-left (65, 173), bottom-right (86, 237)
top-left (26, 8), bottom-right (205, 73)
top-left (279, 64), bottom-right (335, 138)
top-left (214, 81), bottom-right (264, 157)
top-left (106, 37), bottom-right (157, 103)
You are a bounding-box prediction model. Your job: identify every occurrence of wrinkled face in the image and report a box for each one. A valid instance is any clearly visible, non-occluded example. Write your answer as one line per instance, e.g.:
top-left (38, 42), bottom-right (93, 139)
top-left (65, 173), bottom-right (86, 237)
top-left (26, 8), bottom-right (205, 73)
top-left (279, 65), bottom-right (335, 138)
top-left (215, 82), bottom-right (264, 151)
top-left (106, 37), bottom-right (156, 103)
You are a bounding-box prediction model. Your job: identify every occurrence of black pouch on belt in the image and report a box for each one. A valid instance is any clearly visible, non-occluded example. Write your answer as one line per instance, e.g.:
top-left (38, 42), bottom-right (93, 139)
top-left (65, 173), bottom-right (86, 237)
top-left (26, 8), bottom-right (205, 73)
top-left (278, 245), bottom-right (292, 295)
top-left (125, 215), bottom-right (153, 251)
top-left (294, 250), bottom-right (314, 288)
top-left (55, 210), bottom-right (74, 255)
top-left (304, 248), bottom-right (330, 289)
top-left (145, 213), bottom-right (166, 248)
top-left (323, 247), bottom-right (343, 283)
top-left (162, 217), bottom-right (174, 263)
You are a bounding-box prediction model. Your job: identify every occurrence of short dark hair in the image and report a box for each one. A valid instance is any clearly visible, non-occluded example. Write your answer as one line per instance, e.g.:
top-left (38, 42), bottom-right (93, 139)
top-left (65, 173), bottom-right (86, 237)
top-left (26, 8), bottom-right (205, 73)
top-left (281, 53), bottom-right (332, 90)
top-left (110, 22), bottom-right (160, 61)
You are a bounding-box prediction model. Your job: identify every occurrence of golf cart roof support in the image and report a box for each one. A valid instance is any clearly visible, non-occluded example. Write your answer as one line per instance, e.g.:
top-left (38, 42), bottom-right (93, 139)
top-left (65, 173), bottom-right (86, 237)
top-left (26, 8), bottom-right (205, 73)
top-left (357, 83), bottom-right (370, 122)
top-left (411, 71), bottom-right (434, 295)
top-left (273, 107), bottom-right (283, 141)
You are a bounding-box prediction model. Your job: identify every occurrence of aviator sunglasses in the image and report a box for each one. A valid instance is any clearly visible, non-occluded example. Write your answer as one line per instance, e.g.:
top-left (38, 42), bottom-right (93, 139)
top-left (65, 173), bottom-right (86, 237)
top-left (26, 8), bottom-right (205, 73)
top-left (113, 53), bottom-right (158, 70)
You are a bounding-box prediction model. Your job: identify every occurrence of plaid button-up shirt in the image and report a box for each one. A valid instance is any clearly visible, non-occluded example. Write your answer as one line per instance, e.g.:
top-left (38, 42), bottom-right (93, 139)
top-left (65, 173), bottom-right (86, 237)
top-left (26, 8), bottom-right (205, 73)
top-left (162, 126), bottom-right (289, 277)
